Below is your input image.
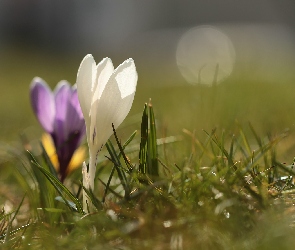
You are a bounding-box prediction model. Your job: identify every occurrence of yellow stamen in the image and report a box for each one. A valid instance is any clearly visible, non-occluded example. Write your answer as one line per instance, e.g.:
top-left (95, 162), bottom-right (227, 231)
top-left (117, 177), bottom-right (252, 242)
top-left (41, 133), bottom-right (86, 173)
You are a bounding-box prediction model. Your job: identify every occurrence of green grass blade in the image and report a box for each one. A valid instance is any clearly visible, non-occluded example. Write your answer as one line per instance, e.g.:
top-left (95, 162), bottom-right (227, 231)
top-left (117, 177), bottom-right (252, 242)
top-left (4, 194), bottom-right (25, 243)
top-left (28, 150), bottom-right (84, 214)
top-left (139, 103), bottom-right (148, 174)
top-left (106, 140), bottom-right (130, 199)
top-left (112, 123), bottom-right (133, 172)
top-left (102, 166), bottom-right (116, 203)
top-left (148, 101), bottom-right (159, 177)
top-left (249, 123), bottom-right (270, 171)
top-left (120, 130), bottom-right (137, 154)
top-left (229, 134), bottom-right (235, 165)
top-left (55, 196), bottom-right (77, 211)
top-left (40, 142), bottom-right (59, 179)
top-left (81, 185), bottom-right (102, 211)
top-left (238, 124), bottom-right (252, 157)
top-left (103, 130), bottom-right (137, 202)
top-left (98, 176), bottom-right (124, 200)
top-left (203, 130), bottom-right (234, 167)
top-left (25, 150), bottom-right (56, 210)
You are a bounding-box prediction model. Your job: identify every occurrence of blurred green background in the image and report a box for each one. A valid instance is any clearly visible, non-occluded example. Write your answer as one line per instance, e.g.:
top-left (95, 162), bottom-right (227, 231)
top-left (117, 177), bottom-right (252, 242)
top-left (1, 0), bottom-right (295, 162)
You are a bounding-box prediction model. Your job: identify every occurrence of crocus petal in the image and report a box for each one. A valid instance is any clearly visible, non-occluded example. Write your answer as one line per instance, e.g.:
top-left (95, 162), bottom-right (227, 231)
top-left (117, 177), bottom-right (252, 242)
top-left (89, 58), bottom-right (137, 156)
top-left (76, 54), bottom-right (96, 124)
top-left (92, 57), bottom-right (114, 103)
top-left (53, 82), bottom-right (86, 181)
top-left (66, 88), bottom-right (86, 144)
top-left (30, 77), bottom-right (55, 133)
top-left (90, 88), bottom-right (135, 157)
top-left (77, 56), bottom-right (114, 147)
top-left (68, 89), bottom-right (85, 129)
top-left (71, 86), bottom-right (84, 118)
top-left (100, 58), bottom-right (137, 127)
top-left (67, 145), bottom-right (86, 173)
top-left (87, 57), bottom-right (114, 150)
top-left (113, 58), bottom-right (137, 99)
top-left (53, 81), bottom-right (72, 145)
top-left (42, 133), bottom-right (59, 170)
top-left (54, 81), bottom-right (72, 124)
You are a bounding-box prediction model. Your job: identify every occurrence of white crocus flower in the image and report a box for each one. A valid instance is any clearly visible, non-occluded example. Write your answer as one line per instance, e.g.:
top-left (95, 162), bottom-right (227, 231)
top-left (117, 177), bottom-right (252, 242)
top-left (76, 54), bottom-right (137, 211)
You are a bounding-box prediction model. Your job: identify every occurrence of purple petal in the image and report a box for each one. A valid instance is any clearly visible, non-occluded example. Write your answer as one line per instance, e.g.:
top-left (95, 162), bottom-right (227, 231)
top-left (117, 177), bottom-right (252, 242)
top-left (70, 88), bottom-right (84, 120)
top-left (30, 77), bottom-right (55, 133)
top-left (56, 128), bottom-right (83, 182)
top-left (52, 81), bottom-right (71, 151)
top-left (66, 88), bottom-right (86, 142)
top-left (53, 83), bottom-right (86, 181)
top-left (54, 81), bottom-right (72, 124)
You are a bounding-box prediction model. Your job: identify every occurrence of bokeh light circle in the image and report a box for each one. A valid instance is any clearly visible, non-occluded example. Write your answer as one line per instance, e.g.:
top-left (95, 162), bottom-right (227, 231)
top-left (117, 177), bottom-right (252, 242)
top-left (176, 26), bottom-right (236, 86)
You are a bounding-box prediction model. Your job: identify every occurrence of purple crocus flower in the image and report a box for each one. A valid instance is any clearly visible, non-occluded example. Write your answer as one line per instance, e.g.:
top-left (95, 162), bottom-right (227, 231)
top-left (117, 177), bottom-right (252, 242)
top-left (30, 77), bottom-right (86, 182)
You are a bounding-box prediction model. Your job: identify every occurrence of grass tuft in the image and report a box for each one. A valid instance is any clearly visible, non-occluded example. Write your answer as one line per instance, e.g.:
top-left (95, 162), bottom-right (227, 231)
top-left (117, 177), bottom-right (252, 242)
top-left (2, 101), bottom-right (295, 249)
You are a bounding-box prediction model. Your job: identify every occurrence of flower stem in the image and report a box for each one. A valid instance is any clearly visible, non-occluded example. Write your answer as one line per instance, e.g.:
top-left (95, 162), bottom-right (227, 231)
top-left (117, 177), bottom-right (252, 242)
top-left (89, 155), bottom-right (96, 191)
top-left (82, 155), bottom-right (96, 212)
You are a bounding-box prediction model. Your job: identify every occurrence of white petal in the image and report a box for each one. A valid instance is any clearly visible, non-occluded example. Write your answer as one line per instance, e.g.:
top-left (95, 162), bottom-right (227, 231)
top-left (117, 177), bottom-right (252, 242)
top-left (114, 58), bottom-right (137, 99)
top-left (89, 60), bottom-right (137, 155)
top-left (87, 58), bottom-right (114, 155)
top-left (90, 84), bottom-right (122, 155)
top-left (76, 54), bottom-right (96, 121)
top-left (92, 57), bottom-right (114, 104)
